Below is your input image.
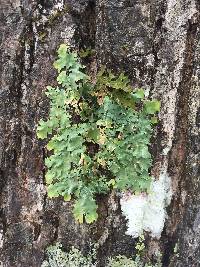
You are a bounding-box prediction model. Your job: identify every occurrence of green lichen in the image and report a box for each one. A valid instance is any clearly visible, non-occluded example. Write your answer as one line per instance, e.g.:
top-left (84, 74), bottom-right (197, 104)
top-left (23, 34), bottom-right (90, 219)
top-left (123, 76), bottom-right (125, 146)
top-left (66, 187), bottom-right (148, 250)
top-left (41, 242), bottom-right (162, 267)
top-left (37, 44), bottom-right (160, 224)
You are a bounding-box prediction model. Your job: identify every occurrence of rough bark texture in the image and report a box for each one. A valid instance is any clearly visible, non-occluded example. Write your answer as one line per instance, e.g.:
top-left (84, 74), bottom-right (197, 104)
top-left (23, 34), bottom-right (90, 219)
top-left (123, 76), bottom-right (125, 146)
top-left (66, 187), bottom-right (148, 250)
top-left (0, 0), bottom-right (199, 266)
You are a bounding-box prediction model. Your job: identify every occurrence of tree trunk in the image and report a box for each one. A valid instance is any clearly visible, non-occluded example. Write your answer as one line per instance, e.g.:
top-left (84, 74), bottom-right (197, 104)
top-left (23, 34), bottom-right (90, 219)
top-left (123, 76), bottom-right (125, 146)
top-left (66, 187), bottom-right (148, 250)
top-left (0, 0), bottom-right (199, 266)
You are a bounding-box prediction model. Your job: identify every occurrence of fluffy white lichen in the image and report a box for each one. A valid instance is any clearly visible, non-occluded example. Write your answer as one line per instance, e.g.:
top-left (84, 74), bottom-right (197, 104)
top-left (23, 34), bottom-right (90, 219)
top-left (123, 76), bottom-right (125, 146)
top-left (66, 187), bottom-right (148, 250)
top-left (120, 171), bottom-right (172, 239)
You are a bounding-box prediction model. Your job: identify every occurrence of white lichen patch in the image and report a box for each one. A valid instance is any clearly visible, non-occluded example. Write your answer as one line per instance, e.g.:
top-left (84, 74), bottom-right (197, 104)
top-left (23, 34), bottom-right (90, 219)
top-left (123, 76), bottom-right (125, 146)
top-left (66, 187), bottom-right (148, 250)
top-left (0, 229), bottom-right (3, 248)
top-left (120, 172), bottom-right (172, 239)
top-left (60, 24), bottom-right (76, 45)
top-left (54, 0), bottom-right (64, 11)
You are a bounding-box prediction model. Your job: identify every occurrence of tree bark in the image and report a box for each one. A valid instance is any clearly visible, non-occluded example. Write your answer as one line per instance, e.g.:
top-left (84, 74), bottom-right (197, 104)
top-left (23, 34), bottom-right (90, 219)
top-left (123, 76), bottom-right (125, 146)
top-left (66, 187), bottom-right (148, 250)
top-left (0, 0), bottom-right (199, 266)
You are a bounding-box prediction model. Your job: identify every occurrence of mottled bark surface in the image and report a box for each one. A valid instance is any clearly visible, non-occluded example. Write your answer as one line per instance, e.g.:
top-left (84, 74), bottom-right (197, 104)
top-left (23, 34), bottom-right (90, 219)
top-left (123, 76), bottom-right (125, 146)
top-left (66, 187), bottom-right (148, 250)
top-left (0, 0), bottom-right (199, 266)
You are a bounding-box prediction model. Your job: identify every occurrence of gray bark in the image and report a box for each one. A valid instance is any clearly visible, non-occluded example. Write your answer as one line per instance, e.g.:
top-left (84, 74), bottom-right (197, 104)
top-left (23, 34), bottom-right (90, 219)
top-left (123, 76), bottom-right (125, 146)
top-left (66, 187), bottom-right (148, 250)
top-left (0, 0), bottom-right (199, 266)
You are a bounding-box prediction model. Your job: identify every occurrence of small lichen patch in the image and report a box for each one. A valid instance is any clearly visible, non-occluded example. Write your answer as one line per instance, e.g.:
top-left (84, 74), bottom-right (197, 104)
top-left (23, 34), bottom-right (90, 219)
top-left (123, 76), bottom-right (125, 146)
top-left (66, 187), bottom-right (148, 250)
top-left (0, 229), bottom-right (3, 248)
top-left (120, 171), bottom-right (172, 238)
